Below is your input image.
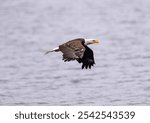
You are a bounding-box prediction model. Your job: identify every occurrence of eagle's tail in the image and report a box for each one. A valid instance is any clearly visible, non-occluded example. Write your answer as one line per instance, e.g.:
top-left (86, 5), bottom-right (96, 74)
top-left (45, 47), bottom-right (60, 55)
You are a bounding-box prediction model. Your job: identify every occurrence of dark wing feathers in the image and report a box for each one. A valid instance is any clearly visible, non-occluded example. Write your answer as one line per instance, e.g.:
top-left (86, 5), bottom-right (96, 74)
top-left (59, 40), bottom-right (85, 61)
top-left (59, 39), bottom-right (95, 69)
top-left (77, 46), bottom-right (95, 69)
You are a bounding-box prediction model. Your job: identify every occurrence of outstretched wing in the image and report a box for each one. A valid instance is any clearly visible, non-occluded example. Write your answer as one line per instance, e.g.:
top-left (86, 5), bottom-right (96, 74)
top-left (77, 46), bottom-right (95, 69)
top-left (59, 39), bottom-right (85, 62)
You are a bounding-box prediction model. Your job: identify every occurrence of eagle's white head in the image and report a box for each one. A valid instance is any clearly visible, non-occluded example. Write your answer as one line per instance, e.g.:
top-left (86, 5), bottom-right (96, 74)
top-left (84, 38), bottom-right (100, 45)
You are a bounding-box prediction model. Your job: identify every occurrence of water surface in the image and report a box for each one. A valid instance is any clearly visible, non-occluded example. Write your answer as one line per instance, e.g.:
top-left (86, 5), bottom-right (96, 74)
top-left (0, 0), bottom-right (150, 105)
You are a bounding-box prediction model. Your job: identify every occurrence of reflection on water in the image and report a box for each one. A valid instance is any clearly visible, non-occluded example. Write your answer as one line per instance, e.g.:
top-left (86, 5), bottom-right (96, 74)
top-left (0, 0), bottom-right (150, 105)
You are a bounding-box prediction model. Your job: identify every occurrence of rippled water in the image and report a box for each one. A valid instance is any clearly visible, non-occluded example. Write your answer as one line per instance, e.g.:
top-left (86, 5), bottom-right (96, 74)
top-left (0, 0), bottom-right (150, 105)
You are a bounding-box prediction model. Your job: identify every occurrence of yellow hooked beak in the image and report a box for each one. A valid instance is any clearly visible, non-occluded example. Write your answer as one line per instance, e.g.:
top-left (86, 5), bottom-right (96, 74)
top-left (94, 39), bottom-right (100, 43)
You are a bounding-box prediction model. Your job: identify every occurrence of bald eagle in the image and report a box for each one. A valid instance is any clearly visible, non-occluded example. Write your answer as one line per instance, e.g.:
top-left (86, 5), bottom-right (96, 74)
top-left (45, 38), bottom-right (99, 69)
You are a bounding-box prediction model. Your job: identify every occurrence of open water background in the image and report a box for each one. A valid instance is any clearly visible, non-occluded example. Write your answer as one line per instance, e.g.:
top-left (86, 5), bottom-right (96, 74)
top-left (0, 0), bottom-right (150, 105)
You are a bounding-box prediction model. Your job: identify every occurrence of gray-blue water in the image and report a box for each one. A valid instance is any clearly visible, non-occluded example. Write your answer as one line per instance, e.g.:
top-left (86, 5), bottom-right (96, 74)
top-left (0, 0), bottom-right (150, 105)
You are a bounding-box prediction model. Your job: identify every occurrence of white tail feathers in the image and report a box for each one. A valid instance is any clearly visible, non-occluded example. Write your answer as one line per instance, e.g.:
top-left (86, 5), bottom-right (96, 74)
top-left (45, 47), bottom-right (59, 55)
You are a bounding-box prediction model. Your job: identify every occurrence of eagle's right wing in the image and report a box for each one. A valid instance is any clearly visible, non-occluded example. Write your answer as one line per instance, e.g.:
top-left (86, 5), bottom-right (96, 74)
top-left (59, 40), bottom-right (85, 61)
